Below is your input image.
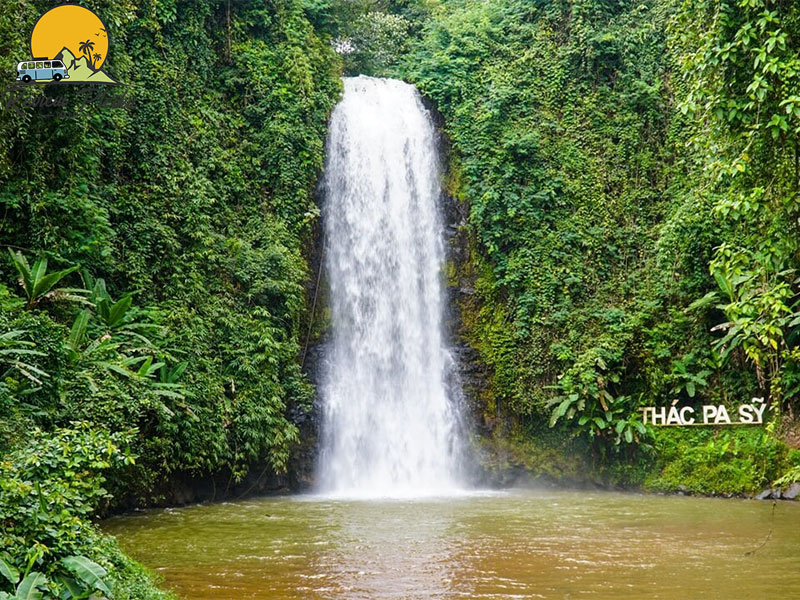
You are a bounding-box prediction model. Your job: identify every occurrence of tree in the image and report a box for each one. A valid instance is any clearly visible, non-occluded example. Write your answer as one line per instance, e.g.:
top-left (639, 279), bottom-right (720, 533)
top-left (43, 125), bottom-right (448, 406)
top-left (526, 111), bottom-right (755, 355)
top-left (78, 40), bottom-right (95, 68)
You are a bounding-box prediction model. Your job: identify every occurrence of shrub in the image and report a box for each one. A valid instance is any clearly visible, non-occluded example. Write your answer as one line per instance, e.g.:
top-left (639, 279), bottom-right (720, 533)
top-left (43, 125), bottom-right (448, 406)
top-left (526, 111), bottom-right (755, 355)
top-left (0, 424), bottom-right (171, 600)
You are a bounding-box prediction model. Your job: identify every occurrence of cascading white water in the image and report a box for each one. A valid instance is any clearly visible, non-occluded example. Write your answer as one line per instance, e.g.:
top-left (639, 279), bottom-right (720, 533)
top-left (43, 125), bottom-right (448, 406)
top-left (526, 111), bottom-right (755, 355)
top-left (318, 76), bottom-right (463, 497)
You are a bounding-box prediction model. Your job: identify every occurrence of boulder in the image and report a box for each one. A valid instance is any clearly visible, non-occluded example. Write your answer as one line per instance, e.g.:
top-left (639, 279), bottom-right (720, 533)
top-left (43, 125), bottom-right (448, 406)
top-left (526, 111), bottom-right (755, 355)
top-left (783, 482), bottom-right (800, 500)
top-left (754, 489), bottom-right (772, 500)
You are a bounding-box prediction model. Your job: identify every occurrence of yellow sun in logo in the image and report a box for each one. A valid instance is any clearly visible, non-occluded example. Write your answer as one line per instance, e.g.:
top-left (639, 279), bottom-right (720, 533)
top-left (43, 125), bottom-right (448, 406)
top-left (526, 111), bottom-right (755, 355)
top-left (30, 5), bottom-right (109, 70)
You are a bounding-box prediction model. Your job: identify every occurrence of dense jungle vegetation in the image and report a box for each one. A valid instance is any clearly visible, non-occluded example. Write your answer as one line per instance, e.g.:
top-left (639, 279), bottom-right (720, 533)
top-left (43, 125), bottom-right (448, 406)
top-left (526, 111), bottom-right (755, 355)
top-left (2, 0), bottom-right (800, 597)
top-left (0, 0), bottom-right (339, 596)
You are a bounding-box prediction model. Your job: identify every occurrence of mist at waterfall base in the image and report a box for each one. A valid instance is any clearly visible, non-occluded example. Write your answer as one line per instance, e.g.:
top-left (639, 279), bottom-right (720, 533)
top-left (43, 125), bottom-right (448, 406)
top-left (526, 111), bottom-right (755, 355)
top-left (317, 76), bottom-right (465, 498)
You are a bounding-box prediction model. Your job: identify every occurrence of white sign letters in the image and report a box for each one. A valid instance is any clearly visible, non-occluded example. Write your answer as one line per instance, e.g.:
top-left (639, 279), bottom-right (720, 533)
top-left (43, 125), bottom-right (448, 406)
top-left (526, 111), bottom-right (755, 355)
top-left (640, 398), bottom-right (766, 426)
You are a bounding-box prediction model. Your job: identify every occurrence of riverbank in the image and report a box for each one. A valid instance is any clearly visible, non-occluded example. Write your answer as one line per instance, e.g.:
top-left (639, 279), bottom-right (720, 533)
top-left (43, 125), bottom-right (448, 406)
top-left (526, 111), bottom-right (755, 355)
top-left (102, 418), bottom-right (800, 515)
top-left (471, 423), bottom-right (800, 501)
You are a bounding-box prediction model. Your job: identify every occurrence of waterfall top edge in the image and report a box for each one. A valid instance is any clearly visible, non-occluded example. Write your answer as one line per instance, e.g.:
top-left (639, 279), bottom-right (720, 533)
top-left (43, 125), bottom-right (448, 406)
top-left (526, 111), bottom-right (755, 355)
top-left (342, 74), bottom-right (411, 83)
top-left (340, 74), bottom-right (420, 92)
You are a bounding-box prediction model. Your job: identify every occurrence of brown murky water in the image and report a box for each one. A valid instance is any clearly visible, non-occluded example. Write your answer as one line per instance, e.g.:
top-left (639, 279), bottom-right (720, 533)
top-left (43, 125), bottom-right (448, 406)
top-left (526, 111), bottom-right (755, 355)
top-left (103, 489), bottom-right (800, 599)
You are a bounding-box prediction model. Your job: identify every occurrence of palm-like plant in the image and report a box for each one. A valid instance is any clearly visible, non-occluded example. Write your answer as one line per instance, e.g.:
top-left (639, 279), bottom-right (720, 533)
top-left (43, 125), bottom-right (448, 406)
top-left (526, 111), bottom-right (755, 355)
top-left (78, 39), bottom-right (95, 67)
top-left (0, 329), bottom-right (48, 386)
top-left (92, 53), bottom-right (101, 69)
top-left (84, 276), bottom-right (161, 350)
top-left (88, 278), bottom-right (133, 329)
top-left (67, 276), bottom-right (190, 410)
top-left (7, 250), bottom-right (79, 309)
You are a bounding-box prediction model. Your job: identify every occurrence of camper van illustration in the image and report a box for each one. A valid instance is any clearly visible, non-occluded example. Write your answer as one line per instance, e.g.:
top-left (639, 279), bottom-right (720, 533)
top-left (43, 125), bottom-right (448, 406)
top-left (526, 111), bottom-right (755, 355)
top-left (15, 5), bottom-right (116, 85)
top-left (17, 58), bottom-right (69, 83)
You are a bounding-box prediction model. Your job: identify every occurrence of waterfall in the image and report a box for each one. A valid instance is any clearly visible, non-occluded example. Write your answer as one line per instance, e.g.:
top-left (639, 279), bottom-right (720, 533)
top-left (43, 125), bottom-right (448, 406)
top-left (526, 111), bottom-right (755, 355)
top-left (317, 76), bottom-right (463, 497)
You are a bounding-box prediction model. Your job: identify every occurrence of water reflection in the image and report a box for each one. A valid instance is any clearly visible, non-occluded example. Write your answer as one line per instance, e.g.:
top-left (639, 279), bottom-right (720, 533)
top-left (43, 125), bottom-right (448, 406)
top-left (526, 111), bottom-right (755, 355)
top-left (310, 498), bottom-right (462, 599)
top-left (103, 489), bottom-right (800, 600)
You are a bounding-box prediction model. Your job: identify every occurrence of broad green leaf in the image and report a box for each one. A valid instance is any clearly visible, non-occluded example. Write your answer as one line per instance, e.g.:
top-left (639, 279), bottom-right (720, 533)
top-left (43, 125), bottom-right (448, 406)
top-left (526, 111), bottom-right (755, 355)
top-left (713, 270), bottom-right (733, 300)
top-left (61, 556), bottom-right (111, 595)
top-left (0, 555), bottom-right (19, 586)
top-left (99, 362), bottom-right (133, 378)
top-left (146, 362), bottom-right (166, 376)
top-left (108, 295), bottom-right (132, 327)
top-left (687, 291), bottom-right (718, 312)
top-left (0, 349), bottom-right (45, 357)
top-left (69, 310), bottom-right (91, 351)
top-left (8, 249), bottom-right (32, 297)
top-left (12, 360), bottom-right (49, 383)
top-left (57, 575), bottom-right (83, 600)
top-left (30, 258), bottom-right (49, 296)
top-left (96, 297), bottom-right (110, 322)
top-left (0, 330), bottom-right (27, 342)
top-left (169, 361), bottom-right (188, 383)
top-left (92, 278), bottom-right (109, 303)
top-left (549, 396), bottom-right (572, 427)
top-left (31, 266), bottom-right (79, 300)
top-left (16, 572), bottom-right (48, 600)
top-left (137, 356), bottom-right (153, 376)
top-left (152, 388), bottom-right (184, 400)
top-left (134, 356), bottom-right (164, 377)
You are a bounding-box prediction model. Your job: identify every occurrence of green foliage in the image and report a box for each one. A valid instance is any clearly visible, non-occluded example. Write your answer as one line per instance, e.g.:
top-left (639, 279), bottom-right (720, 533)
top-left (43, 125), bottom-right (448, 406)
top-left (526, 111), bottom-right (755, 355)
top-left (774, 460), bottom-right (800, 487)
top-left (405, 0), bottom-right (800, 481)
top-left (342, 10), bottom-right (413, 75)
top-left (673, 0), bottom-right (800, 409)
top-left (6, 251), bottom-right (80, 310)
top-left (0, 425), bottom-right (171, 600)
top-left (667, 353), bottom-right (713, 399)
top-left (0, 328), bottom-right (48, 389)
top-left (368, 0), bottom-right (800, 501)
top-left (1, 0), bottom-right (340, 498)
top-left (407, 0), bottom-right (698, 457)
top-left (646, 427), bottom-right (794, 495)
top-left (61, 556), bottom-right (112, 598)
top-left (1, 1), bottom-right (339, 595)
top-left (0, 552), bottom-right (112, 600)
top-left (547, 346), bottom-right (652, 451)
top-left (304, 0), bottom-right (438, 75)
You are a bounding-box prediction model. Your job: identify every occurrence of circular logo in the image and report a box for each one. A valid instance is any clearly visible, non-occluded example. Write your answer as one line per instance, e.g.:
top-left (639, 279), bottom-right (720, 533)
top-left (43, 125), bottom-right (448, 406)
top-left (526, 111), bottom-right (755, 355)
top-left (31, 5), bottom-right (109, 71)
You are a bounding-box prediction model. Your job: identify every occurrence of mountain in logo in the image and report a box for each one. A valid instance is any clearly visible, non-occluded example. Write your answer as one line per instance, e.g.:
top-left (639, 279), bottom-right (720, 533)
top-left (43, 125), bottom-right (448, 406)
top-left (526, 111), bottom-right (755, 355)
top-left (54, 48), bottom-right (115, 83)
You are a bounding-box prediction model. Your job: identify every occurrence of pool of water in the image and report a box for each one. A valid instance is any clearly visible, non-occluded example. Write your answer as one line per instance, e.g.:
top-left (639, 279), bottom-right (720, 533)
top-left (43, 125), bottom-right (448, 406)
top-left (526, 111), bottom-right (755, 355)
top-left (103, 489), bottom-right (800, 599)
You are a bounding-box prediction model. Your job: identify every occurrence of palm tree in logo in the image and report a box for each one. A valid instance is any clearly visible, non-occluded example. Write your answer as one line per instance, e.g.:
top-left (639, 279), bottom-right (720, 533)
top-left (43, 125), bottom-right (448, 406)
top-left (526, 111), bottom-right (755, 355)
top-left (93, 53), bottom-right (102, 68)
top-left (79, 39), bottom-right (96, 69)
